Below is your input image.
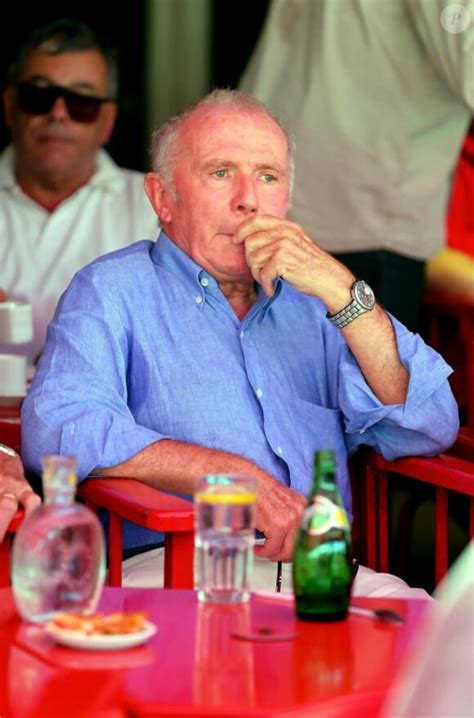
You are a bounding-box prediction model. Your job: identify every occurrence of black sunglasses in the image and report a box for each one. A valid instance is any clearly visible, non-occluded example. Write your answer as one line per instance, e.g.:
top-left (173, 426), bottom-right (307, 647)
top-left (15, 82), bottom-right (115, 124)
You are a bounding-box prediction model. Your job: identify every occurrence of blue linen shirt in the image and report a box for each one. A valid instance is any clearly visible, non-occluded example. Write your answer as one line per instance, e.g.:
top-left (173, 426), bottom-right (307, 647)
top-left (22, 232), bottom-right (459, 549)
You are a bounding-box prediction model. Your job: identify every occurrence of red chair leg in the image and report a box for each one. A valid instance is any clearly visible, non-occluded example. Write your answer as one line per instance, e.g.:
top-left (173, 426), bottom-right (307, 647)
top-left (107, 513), bottom-right (123, 587)
top-left (365, 465), bottom-right (378, 570)
top-left (379, 474), bottom-right (389, 572)
top-left (164, 531), bottom-right (194, 589)
top-left (435, 487), bottom-right (449, 585)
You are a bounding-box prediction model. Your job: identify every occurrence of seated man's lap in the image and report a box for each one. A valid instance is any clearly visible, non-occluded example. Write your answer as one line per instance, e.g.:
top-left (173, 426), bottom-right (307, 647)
top-left (121, 548), bottom-right (431, 599)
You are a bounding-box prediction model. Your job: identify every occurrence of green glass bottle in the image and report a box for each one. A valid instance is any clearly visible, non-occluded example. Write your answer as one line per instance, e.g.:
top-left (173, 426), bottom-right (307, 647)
top-left (292, 450), bottom-right (353, 621)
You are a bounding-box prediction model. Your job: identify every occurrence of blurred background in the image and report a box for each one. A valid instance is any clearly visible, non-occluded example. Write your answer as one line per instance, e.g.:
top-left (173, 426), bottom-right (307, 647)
top-left (0, 0), bottom-right (270, 170)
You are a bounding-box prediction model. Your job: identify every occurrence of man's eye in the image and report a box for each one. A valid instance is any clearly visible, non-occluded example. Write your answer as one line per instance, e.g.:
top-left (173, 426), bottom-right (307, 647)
top-left (212, 169), bottom-right (228, 178)
top-left (261, 173), bottom-right (277, 183)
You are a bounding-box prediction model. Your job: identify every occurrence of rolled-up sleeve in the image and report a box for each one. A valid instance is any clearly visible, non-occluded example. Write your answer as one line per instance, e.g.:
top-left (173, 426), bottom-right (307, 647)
top-left (21, 269), bottom-right (169, 480)
top-left (337, 316), bottom-right (459, 459)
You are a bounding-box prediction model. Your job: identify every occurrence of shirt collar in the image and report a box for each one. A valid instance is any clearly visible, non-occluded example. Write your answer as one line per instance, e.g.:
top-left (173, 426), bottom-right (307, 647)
top-left (0, 145), bottom-right (125, 193)
top-left (151, 230), bottom-right (283, 315)
top-left (151, 231), bottom-right (207, 288)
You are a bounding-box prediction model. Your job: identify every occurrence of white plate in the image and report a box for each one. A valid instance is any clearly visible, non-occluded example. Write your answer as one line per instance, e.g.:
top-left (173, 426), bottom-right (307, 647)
top-left (44, 620), bottom-right (157, 651)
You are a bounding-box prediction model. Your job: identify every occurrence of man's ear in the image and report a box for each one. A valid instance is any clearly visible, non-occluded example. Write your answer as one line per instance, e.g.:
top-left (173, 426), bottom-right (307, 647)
top-left (144, 172), bottom-right (173, 223)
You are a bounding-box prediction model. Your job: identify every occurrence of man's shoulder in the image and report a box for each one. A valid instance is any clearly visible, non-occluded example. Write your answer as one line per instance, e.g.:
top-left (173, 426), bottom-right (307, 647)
top-left (94, 151), bottom-right (146, 192)
top-left (116, 165), bottom-right (147, 186)
top-left (78, 239), bottom-right (155, 277)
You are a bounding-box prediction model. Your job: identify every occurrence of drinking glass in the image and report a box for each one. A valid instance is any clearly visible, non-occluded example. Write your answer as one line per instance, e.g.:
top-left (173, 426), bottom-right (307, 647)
top-left (194, 474), bottom-right (256, 603)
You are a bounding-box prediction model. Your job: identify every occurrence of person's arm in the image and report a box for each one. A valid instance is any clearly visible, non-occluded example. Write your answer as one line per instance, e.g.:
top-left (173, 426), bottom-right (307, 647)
top-left (96, 439), bottom-right (307, 562)
top-left (21, 263), bottom-right (305, 562)
top-left (234, 214), bottom-right (409, 406)
top-left (0, 445), bottom-right (40, 542)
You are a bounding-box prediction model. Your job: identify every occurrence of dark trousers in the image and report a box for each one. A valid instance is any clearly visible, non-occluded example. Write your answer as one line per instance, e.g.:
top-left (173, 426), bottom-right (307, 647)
top-left (332, 250), bottom-right (425, 332)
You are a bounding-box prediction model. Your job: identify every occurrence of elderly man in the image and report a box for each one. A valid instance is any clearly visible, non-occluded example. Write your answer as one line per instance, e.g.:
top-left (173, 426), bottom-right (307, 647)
top-left (21, 90), bottom-right (458, 593)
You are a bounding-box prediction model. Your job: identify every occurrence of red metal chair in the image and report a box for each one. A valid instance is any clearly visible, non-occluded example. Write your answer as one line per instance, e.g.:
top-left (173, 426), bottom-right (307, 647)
top-left (421, 289), bottom-right (474, 428)
top-left (356, 448), bottom-right (474, 587)
top-left (78, 477), bottom-right (194, 588)
top-left (0, 419), bottom-right (194, 588)
top-left (4, 418), bottom-right (473, 592)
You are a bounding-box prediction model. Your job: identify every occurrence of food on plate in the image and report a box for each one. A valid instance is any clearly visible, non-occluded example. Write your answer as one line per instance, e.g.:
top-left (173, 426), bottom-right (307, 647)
top-left (50, 611), bottom-right (149, 635)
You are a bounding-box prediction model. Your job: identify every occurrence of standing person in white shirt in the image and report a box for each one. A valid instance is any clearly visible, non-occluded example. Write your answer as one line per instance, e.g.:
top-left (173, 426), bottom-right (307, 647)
top-left (0, 18), bottom-right (158, 363)
top-left (240, 0), bottom-right (474, 331)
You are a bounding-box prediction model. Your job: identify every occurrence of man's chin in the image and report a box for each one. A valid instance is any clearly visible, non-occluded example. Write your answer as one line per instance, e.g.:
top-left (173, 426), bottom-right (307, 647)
top-left (213, 262), bottom-right (253, 283)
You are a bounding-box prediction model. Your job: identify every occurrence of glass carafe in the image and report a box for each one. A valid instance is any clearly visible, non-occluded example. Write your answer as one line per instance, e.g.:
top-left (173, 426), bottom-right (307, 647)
top-left (11, 455), bottom-right (105, 623)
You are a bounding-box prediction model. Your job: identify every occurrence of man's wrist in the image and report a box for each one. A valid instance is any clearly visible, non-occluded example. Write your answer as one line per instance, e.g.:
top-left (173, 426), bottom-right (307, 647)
top-left (327, 280), bottom-right (376, 329)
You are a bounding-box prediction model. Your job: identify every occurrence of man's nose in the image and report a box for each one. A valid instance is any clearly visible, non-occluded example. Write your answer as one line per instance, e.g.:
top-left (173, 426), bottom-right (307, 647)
top-left (49, 96), bottom-right (70, 120)
top-left (233, 175), bottom-right (258, 214)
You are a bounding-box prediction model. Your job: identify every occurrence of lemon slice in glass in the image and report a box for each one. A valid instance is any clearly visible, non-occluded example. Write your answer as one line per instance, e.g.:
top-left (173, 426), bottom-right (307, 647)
top-left (196, 485), bottom-right (256, 505)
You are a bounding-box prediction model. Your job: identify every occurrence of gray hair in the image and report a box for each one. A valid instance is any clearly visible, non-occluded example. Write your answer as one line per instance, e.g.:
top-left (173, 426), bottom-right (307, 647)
top-left (150, 89), bottom-right (295, 199)
top-left (8, 18), bottom-right (119, 98)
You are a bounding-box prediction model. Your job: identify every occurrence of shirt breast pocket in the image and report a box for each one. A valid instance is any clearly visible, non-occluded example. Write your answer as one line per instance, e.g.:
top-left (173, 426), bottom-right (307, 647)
top-left (292, 398), bottom-right (347, 473)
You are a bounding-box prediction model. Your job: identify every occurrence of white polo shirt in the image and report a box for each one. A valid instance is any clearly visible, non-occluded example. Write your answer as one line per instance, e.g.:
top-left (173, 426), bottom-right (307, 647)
top-left (0, 146), bottom-right (159, 361)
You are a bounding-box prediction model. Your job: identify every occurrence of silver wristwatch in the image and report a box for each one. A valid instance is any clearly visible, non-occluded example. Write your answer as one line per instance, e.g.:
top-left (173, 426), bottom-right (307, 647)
top-left (327, 280), bottom-right (376, 329)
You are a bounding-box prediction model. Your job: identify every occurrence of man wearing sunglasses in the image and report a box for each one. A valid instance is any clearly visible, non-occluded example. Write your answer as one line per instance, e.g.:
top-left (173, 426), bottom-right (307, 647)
top-left (0, 18), bottom-right (157, 363)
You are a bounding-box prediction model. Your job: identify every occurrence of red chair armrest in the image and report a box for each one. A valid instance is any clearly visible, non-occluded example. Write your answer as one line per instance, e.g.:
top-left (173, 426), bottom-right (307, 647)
top-left (0, 419), bottom-right (21, 454)
top-left (366, 451), bottom-right (474, 495)
top-left (7, 508), bottom-right (24, 532)
top-left (77, 477), bottom-right (194, 531)
top-left (77, 476), bottom-right (195, 589)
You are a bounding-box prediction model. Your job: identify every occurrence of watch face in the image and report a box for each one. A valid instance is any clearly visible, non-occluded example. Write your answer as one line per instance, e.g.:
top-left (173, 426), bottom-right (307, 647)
top-left (353, 280), bottom-right (376, 310)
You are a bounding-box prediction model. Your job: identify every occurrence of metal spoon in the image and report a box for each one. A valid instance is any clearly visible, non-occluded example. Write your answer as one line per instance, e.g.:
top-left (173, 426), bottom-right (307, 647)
top-left (349, 605), bottom-right (404, 624)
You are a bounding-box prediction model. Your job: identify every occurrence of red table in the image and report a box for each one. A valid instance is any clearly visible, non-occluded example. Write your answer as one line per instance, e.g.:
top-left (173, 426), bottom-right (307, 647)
top-left (0, 587), bottom-right (429, 718)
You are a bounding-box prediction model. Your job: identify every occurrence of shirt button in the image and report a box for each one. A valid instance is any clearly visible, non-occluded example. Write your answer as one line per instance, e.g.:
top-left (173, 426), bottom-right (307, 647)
top-left (256, 388), bottom-right (263, 399)
top-left (195, 296), bottom-right (203, 305)
top-left (276, 446), bottom-right (283, 456)
top-left (240, 330), bottom-right (245, 339)
top-left (200, 277), bottom-right (209, 287)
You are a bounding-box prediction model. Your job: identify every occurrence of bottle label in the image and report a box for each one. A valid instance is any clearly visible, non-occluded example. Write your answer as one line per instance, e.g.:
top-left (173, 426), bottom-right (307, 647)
top-left (303, 496), bottom-right (349, 535)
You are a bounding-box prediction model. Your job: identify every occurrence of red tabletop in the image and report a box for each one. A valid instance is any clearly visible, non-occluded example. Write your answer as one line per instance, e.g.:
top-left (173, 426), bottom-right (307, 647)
top-left (0, 587), bottom-right (429, 718)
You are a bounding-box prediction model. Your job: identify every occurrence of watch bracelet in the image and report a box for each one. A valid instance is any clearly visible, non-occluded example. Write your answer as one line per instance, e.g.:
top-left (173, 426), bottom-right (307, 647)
top-left (326, 302), bottom-right (365, 328)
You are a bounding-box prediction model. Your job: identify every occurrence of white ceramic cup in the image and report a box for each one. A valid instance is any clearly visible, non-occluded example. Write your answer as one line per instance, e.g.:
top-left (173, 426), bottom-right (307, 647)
top-left (0, 302), bottom-right (33, 344)
top-left (0, 354), bottom-right (27, 396)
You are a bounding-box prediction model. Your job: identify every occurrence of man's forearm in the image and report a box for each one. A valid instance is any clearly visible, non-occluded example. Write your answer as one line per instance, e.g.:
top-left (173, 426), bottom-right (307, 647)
top-left (94, 439), bottom-right (273, 493)
top-left (95, 437), bottom-right (308, 560)
top-left (342, 304), bottom-right (409, 405)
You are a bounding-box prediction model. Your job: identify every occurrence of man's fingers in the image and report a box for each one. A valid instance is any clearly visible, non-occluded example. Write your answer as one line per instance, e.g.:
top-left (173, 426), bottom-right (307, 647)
top-left (254, 479), bottom-right (307, 562)
top-left (21, 490), bottom-right (41, 516)
top-left (254, 533), bottom-right (285, 561)
top-left (234, 214), bottom-right (284, 243)
top-left (0, 493), bottom-right (19, 543)
top-left (0, 487), bottom-right (41, 542)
